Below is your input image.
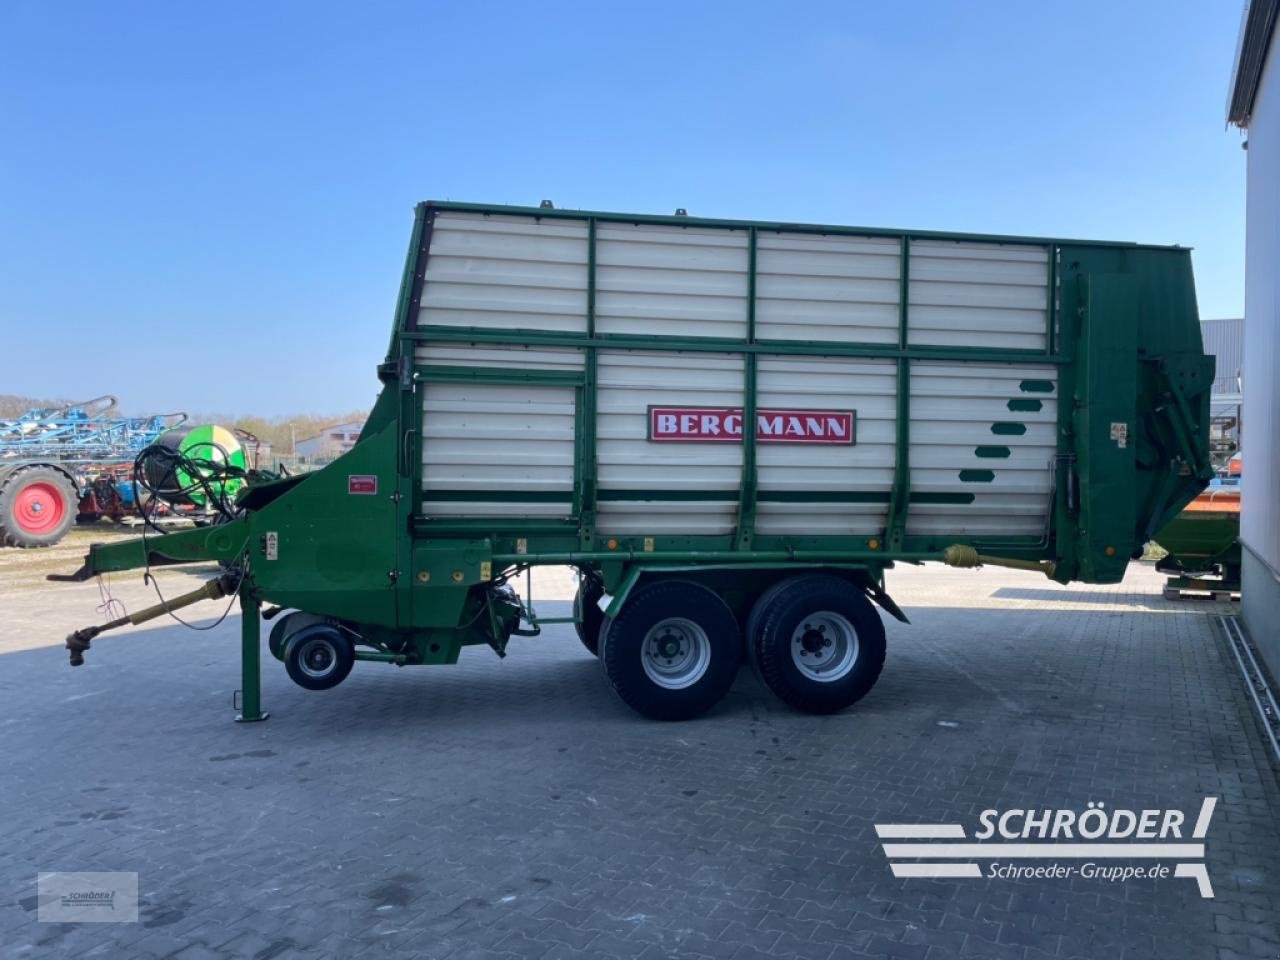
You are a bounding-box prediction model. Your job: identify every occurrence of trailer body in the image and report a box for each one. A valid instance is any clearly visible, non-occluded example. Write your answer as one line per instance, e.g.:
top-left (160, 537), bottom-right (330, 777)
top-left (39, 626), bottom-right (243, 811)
top-left (63, 202), bottom-right (1214, 721)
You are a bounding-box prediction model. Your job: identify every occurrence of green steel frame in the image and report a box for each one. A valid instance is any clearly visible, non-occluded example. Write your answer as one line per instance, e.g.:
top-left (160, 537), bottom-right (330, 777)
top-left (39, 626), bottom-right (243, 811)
top-left (61, 200), bottom-right (1215, 720)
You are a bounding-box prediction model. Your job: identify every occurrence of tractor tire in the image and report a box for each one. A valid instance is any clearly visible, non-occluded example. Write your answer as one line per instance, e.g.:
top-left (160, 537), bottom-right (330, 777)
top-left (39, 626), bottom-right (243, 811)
top-left (574, 573), bottom-right (606, 656)
top-left (753, 574), bottom-right (886, 715)
top-left (598, 579), bottom-right (740, 721)
top-left (0, 465), bottom-right (78, 548)
top-left (283, 624), bottom-right (355, 691)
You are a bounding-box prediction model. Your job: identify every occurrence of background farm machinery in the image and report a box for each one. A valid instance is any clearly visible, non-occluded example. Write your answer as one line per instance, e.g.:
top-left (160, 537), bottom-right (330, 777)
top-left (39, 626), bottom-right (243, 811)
top-left (0, 395), bottom-right (258, 547)
top-left (1154, 453), bottom-right (1242, 600)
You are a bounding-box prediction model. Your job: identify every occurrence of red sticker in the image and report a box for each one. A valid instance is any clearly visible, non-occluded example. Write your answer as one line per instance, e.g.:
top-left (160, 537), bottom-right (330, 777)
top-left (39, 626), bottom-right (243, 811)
top-left (649, 407), bottom-right (855, 445)
top-left (348, 475), bottom-right (378, 495)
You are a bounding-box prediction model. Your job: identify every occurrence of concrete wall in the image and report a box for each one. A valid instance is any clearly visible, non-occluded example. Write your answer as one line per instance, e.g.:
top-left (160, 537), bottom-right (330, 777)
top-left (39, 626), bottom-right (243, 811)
top-left (1241, 36), bottom-right (1280, 676)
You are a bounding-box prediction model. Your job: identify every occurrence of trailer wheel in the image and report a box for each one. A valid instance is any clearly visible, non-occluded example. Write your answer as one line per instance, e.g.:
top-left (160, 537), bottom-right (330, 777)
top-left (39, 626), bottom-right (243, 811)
top-left (754, 575), bottom-right (886, 715)
top-left (0, 465), bottom-right (78, 548)
top-left (574, 574), bottom-right (605, 656)
top-left (268, 612), bottom-right (327, 662)
top-left (743, 576), bottom-right (806, 673)
top-left (598, 579), bottom-right (740, 721)
top-left (283, 624), bottom-right (354, 691)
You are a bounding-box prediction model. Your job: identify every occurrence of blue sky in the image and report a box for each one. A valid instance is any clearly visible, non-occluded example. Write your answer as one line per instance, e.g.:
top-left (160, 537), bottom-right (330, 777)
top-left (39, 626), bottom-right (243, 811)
top-left (0, 1), bottom-right (1246, 416)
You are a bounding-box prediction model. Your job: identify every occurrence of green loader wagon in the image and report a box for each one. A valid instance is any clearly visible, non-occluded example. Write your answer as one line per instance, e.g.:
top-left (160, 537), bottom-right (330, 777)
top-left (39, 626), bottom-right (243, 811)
top-left (53, 202), bottom-right (1214, 722)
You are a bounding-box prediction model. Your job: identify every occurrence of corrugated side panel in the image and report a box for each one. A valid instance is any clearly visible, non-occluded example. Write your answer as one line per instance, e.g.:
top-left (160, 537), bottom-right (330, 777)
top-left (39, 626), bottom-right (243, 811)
top-left (756, 356), bottom-right (896, 535)
top-left (596, 223), bottom-right (748, 339)
top-left (908, 361), bottom-right (1058, 537)
top-left (756, 233), bottom-right (900, 343)
top-left (597, 350), bottom-right (743, 535)
top-left (415, 342), bottom-right (585, 372)
top-left (418, 212), bottom-right (588, 333)
top-left (907, 240), bottom-right (1048, 350)
top-left (1200, 317), bottom-right (1243, 394)
top-left (421, 381), bottom-right (575, 518)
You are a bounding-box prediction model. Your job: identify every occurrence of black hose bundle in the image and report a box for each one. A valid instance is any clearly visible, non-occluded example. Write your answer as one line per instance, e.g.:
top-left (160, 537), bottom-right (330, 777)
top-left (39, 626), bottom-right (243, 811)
top-left (131, 441), bottom-right (248, 534)
top-left (124, 439), bottom-right (264, 632)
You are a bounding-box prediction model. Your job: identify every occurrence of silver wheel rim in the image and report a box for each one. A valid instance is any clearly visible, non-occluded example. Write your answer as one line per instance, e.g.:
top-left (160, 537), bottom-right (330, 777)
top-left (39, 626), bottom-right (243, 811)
top-left (297, 636), bottom-right (338, 679)
top-left (790, 611), bottom-right (859, 682)
top-left (641, 617), bottom-right (711, 690)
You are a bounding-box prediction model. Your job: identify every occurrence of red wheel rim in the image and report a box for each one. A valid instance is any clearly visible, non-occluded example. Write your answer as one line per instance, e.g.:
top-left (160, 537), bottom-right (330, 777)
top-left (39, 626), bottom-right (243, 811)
top-left (13, 481), bottom-right (66, 534)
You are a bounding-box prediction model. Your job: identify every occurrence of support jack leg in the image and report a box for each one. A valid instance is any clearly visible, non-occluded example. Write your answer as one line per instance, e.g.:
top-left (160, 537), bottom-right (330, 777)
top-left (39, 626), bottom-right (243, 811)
top-left (235, 591), bottom-right (269, 723)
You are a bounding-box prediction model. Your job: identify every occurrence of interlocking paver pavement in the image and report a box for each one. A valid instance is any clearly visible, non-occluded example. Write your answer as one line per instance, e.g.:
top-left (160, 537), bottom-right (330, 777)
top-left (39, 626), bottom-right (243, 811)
top-left (1, 535), bottom-right (1277, 959)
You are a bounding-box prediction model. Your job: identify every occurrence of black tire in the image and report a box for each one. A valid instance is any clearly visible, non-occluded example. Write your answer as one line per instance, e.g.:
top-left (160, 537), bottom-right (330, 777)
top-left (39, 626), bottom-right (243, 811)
top-left (754, 574), bottom-right (886, 715)
top-left (598, 579), bottom-right (741, 721)
top-left (283, 624), bottom-right (355, 691)
top-left (268, 611), bottom-right (326, 662)
top-left (0, 465), bottom-right (79, 548)
top-left (743, 575), bottom-right (806, 674)
top-left (574, 573), bottom-right (606, 656)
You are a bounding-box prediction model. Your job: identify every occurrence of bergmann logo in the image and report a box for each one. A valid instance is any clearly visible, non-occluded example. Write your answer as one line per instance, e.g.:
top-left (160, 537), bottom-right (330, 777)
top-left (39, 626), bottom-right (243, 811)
top-left (875, 797), bottom-right (1217, 898)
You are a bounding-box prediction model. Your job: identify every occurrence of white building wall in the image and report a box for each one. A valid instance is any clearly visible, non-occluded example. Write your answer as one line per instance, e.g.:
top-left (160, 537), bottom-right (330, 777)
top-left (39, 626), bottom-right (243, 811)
top-left (1241, 38), bottom-right (1280, 671)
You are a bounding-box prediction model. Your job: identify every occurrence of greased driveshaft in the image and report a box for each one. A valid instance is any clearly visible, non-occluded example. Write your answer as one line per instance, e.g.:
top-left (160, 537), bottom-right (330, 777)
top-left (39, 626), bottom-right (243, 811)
top-left (942, 544), bottom-right (1057, 579)
top-left (65, 575), bottom-right (238, 666)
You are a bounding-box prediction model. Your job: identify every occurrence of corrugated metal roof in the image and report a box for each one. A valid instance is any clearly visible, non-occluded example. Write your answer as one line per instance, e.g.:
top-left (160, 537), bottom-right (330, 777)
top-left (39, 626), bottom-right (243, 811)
top-left (1227, 0), bottom-right (1279, 126)
top-left (1202, 318), bottom-right (1244, 395)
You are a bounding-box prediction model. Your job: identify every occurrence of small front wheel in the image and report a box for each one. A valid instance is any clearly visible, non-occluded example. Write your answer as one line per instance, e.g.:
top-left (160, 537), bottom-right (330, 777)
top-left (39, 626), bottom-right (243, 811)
top-left (284, 625), bottom-right (355, 691)
top-left (598, 579), bottom-right (740, 721)
top-left (268, 611), bottom-right (326, 662)
top-left (754, 575), bottom-right (886, 714)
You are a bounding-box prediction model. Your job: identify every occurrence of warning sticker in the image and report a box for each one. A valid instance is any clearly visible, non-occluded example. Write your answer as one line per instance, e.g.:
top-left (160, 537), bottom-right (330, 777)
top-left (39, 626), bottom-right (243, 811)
top-left (348, 475), bottom-right (378, 495)
top-left (1110, 422), bottom-right (1129, 449)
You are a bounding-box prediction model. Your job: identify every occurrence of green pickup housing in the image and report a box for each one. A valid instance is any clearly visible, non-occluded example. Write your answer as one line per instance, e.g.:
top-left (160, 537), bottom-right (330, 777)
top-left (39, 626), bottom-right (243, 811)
top-left (71, 202), bottom-right (1213, 721)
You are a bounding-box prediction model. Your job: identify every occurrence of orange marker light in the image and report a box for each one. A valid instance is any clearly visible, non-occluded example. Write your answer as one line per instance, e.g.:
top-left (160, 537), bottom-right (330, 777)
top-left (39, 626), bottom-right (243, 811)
top-left (1105, 545), bottom-right (1116, 556)
top-left (607, 538), bottom-right (619, 550)
top-left (868, 539), bottom-right (880, 550)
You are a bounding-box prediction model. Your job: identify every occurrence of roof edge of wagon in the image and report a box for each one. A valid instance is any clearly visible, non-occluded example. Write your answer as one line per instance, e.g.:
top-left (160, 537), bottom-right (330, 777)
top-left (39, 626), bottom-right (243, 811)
top-left (419, 200), bottom-right (1193, 253)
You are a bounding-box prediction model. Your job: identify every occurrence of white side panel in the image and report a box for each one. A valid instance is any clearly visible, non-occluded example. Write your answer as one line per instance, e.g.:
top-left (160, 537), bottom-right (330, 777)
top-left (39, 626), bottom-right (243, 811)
top-left (593, 500), bottom-right (737, 536)
top-left (756, 234), bottom-right (900, 344)
top-left (418, 212), bottom-right (589, 333)
top-left (416, 342), bottom-right (585, 372)
top-left (755, 355), bottom-right (897, 535)
top-left (595, 224), bottom-right (748, 339)
top-left (908, 361), bottom-right (1057, 537)
top-left (1241, 44), bottom-right (1280, 583)
top-left (908, 240), bottom-right (1049, 350)
top-left (597, 350), bottom-right (743, 535)
top-left (421, 382), bottom-right (575, 518)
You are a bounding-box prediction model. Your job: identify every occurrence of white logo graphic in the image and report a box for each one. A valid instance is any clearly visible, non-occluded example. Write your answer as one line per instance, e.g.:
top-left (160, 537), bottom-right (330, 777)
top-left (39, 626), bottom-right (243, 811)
top-left (38, 872), bottom-right (139, 922)
top-left (875, 797), bottom-right (1217, 898)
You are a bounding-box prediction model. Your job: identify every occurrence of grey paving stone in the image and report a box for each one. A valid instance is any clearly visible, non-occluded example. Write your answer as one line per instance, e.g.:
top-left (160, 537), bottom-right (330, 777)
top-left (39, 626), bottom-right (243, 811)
top-left (0, 561), bottom-right (1275, 960)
